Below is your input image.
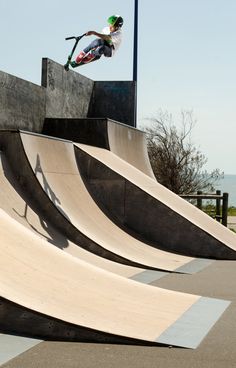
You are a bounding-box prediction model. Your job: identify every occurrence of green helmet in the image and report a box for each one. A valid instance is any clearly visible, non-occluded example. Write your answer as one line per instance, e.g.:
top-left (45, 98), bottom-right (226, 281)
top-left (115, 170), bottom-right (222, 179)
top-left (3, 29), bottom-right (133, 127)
top-left (107, 15), bottom-right (124, 28)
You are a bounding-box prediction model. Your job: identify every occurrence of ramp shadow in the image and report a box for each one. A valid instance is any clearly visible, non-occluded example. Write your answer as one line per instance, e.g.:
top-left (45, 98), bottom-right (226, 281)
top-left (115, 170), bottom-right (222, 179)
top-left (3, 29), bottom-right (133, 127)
top-left (1, 153), bottom-right (69, 250)
top-left (34, 154), bottom-right (70, 222)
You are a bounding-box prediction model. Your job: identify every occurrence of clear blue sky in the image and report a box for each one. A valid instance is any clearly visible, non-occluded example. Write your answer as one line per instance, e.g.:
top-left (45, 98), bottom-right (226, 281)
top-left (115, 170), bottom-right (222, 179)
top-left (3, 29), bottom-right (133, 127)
top-left (1, 0), bottom-right (235, 173)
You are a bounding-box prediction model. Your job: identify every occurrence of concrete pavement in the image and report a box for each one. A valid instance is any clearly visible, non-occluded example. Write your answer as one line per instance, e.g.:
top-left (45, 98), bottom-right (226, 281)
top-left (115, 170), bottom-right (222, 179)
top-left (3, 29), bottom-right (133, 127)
top-left (228, 216), bottom-right (236, 232)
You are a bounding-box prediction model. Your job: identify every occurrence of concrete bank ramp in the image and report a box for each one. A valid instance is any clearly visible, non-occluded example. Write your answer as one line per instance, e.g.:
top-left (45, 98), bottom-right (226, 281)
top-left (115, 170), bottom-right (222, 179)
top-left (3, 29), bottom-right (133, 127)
top-left (0, 150), bottom-right (164, 284)
top-left (0, 210), bottom-right (230, 348)
top-left (74, 143), bottom-right (236, 260)
top-left (19, 130), bottom-right (207, 273)
top-left (43, 118), bottom-right (156, 178)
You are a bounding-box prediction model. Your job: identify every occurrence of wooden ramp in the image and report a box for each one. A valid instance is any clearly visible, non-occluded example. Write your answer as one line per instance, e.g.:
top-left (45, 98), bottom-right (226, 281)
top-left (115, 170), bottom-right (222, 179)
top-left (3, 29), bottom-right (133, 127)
top-left (0, 142), bottom-right (164, 284)
top-left (19, 131), bottom-right (206, 273)
top-left (0, 210), bottom-right (230, 348)
top-left (74, 143), bottom-right (236, 259)
top-left (43, 118), bottom-right (156, 179)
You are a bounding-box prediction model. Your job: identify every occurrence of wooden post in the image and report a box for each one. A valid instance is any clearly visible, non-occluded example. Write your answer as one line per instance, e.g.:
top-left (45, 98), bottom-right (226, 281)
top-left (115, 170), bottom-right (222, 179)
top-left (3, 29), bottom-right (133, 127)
top-left (216, 190), bottom-right (221, 222)
top-left (197, 190), bottom-right (202, 210)
top-left (222, 192), bottom-right (228, 227)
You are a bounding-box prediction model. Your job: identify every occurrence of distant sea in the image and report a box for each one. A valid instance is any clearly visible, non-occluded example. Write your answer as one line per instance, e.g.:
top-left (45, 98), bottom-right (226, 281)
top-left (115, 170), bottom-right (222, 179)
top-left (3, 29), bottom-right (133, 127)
top-left (215, 174), bottom-right (236, 207)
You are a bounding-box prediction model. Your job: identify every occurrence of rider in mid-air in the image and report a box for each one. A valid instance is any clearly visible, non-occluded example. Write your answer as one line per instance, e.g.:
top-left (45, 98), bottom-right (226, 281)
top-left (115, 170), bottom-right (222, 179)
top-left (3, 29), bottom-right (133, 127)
top-left (70, 15), bottom-right (123, 67)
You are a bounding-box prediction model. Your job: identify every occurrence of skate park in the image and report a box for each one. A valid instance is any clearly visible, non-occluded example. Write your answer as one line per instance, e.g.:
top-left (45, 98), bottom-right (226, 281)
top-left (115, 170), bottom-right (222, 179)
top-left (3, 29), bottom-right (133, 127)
top-left (0, 57), bottom-right (236, 368)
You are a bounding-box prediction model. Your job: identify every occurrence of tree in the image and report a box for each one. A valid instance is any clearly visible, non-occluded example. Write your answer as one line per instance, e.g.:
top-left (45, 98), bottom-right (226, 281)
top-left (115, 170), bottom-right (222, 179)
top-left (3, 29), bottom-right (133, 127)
top-left (143, 110), bottom-right (223, 195)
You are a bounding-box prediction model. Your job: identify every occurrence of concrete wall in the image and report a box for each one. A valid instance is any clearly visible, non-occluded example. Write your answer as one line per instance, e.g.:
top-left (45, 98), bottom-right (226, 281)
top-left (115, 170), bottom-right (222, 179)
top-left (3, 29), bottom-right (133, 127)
top-left (88, 81), bottom-right (136, 127)
top-left (0, 70), bottom-right (45, 132)
top-left (41, 58), bottom-right (94, 119)
top-left (0, 58), bottom-right (136, 132)
top-left (42, 59), bottom-right (136, 126)
top-left (43, 118), bottom-right (110, 147)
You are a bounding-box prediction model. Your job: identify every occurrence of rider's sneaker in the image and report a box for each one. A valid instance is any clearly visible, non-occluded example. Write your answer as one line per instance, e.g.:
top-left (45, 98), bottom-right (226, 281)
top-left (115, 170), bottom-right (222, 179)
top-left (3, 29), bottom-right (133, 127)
top-left (83, 52), bottom-right (96, 64)
top-left (70, 61), bottom-right (79, 68)
top-left (75, 51), bottom-right (86, 64)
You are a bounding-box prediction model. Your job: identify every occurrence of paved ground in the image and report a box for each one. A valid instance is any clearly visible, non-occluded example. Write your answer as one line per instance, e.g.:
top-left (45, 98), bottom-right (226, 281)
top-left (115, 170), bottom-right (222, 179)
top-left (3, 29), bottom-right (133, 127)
top-left (228, 216), bottom-right (236, 231)
top-left (1, 257), bottom-right (236, 368)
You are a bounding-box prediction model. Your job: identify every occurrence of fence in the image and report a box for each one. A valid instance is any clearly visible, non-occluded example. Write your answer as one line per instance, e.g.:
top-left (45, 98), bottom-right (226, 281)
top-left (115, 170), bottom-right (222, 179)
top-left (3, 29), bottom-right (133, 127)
top-left (180, 190), bottom-right (228, 227)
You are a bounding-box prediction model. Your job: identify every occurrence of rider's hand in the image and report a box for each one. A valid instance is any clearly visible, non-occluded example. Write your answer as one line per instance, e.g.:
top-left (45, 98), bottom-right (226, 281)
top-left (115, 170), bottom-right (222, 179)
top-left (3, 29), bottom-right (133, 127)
top-left (86, 31), bottom-right (95, 36)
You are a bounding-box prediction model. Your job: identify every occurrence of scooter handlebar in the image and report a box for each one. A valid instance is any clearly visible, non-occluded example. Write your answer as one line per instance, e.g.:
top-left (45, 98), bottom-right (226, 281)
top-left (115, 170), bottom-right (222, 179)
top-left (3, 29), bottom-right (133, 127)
top-left (65, 34), bottom-right (86, 41)
top-left (65, 36), bottom-right (76, 40)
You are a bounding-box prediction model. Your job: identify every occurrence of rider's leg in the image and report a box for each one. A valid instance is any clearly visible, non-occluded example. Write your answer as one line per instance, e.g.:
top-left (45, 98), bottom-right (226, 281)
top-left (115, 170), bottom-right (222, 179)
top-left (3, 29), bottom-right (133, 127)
top-left (83, 38), bottom-right (103, 53)
top-left (81, 38), bottom-right (113, 58)
top-left (79, 39), bottom-right (112, 64)
top-left (75, 38), bottom-right (103, 64)
top-left (72, 39), bottom-right (112, 67)
top-left (93, 43), bottom-right (112, 57)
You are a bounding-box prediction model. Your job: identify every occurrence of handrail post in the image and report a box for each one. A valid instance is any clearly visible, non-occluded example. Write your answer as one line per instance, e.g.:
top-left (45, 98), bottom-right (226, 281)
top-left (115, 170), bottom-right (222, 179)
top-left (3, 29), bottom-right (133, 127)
top-left (216, 190), bottom-right (221, 222)
top-left (222, 192), bottom-right (228, 227)
top-left (197, 190), bottom-right (202, 210)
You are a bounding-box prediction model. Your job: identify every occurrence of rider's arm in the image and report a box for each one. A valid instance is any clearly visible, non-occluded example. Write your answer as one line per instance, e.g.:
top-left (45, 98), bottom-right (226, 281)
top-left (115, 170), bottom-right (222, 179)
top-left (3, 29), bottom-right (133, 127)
top-left (86, 31), bottom-right (111, 42)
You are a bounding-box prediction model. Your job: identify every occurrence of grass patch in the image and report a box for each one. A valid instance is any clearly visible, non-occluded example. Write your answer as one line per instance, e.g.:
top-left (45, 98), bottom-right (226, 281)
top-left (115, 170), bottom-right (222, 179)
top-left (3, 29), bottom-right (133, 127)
top-left (228, 207), bottom-right (236, 216)
top-left (201, 205), bottom-right (236, 217)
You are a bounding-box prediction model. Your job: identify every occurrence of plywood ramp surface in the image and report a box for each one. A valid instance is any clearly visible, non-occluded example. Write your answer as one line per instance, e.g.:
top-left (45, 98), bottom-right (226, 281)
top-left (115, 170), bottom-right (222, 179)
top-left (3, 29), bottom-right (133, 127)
top-left (0, 151), bottom-right (160, 282)
top-left (107, 120), bottom-right (155, 178)
top-left (0, 210), bottom-right (230, 348)
top-left (20, 131), bottom-right (198, 272)
top-left (43, 118), bottom-right (156, 179)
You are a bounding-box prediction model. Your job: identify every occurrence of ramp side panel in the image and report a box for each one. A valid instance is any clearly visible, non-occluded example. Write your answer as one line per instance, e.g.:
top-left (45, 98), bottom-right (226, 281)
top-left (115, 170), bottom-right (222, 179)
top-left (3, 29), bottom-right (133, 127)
top-left (74, 143), bottom-right (236, 259)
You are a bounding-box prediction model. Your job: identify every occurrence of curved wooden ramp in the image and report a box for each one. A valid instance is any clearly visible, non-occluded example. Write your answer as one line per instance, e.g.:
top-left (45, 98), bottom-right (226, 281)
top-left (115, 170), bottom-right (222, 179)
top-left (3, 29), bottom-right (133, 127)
top-left (74, 143), bottom-right (236, 259)
top-left (106, 119), bottom-right (155, 178)
top-left (19, 131), bottom-right (205, 273)
top-left (0, 210), bottom-right (230, 348)
top-left (43, 118), bottom-right (156, 178)
top-left (0, 140), bottom-right (163, 284)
